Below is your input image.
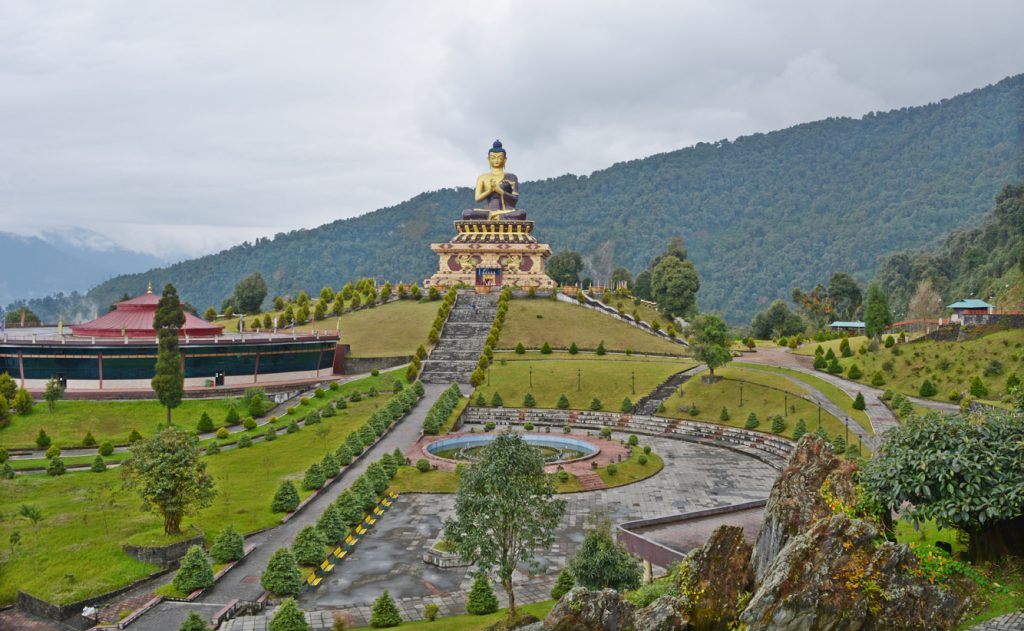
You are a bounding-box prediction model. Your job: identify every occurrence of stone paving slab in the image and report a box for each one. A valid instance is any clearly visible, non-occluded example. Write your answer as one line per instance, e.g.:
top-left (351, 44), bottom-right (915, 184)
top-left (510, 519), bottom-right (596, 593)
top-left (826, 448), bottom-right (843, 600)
top-left (970, 612), bottom-right (1024, 630)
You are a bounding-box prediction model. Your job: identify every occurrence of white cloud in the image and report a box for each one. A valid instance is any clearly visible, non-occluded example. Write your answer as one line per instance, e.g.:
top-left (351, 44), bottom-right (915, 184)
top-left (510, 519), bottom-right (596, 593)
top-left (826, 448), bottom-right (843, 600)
top-left (0, 0), bottom-right (1021, 258)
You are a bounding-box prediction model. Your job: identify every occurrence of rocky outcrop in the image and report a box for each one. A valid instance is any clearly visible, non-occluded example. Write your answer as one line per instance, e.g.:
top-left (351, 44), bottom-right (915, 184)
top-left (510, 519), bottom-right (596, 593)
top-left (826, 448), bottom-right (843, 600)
top-left (633, 596), bottom-right (691, 631)
top-left (541, 588), bottom-right (637, 631)
top-left (677, 525), bottom-right (752, 630)
top-left (749, 435), bottom-right (858, 584)
top-left (741, 513), bottom-right (967, 630)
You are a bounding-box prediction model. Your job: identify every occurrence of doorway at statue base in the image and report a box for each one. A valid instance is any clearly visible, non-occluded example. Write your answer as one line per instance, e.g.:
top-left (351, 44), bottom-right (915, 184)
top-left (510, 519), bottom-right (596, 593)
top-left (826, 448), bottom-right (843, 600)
top-left (425, 219), bottom-right (556, 290)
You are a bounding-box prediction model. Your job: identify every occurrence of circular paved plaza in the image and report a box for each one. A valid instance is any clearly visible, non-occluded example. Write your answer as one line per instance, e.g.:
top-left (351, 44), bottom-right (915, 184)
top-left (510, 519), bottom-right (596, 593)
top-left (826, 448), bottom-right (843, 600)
top-left (293, 430), bottom-right (778, 619)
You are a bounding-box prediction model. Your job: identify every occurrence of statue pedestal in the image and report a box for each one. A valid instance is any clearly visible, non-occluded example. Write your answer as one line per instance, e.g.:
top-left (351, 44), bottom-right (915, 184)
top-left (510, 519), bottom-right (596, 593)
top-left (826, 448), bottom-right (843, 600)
top-left (426, 219), bottom-right (556, 290)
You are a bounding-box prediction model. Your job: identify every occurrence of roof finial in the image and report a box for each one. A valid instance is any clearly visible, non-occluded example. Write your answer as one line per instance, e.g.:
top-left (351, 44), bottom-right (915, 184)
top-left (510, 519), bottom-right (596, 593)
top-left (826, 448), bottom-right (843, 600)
top-left (147, 281), bottom-right (153, 294)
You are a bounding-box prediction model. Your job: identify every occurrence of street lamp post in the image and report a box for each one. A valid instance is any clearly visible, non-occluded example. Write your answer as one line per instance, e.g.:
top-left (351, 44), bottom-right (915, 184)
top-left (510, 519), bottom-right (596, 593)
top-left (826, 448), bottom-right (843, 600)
top-left (845, 417), bottom-right (850, 444)
top-left (529, 365), bottom-right (533, 388)
top-left (631, 371), bottom-right (635, 395)
top-left (739, 382), bottom-right (744, 407)
top-left (577, 368), bottom-right (581, 391)
top-left (784, 392), bottom-right (788, 417)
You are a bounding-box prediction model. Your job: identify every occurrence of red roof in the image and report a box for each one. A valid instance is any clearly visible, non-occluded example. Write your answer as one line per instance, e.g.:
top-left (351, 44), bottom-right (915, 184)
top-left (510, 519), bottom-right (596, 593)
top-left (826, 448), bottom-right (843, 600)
top-left (72, 288), bottom-right (224, 338)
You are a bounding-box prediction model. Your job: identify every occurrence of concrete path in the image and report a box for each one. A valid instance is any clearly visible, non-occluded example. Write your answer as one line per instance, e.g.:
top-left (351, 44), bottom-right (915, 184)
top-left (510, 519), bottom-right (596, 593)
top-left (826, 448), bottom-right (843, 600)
top-left (132, 383), bottom-right (452, 631)
top-left (738, 347), bottom-right (900, 436)
top-left (969, 611), bottom-right (1024, 630)
top-left (222, 431), bottom-right (778, 628)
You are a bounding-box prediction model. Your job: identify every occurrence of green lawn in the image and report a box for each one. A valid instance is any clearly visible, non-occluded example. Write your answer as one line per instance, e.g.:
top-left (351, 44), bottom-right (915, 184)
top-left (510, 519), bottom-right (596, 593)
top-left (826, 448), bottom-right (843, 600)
top-left (473, 354), bottom-right (693, 410)
top-left (216, 299), bottom-right (437, 358)
top-left (498, 299), bottom-right (689, 355)
top-left (893, 519), bottom-right (1024, 629)
top-left (827, 329), bottom-right (1023, 402)
top-left (353, 600), bottom-right (556, 629)
top-left (734, 362), bottom-right (873, 435)
top-left (0, 395), bottom-right (384, 605)
top-left (596, 450), bottom-right (663, 486)
top-left (0, 398), bottom-right (238, 449)
top-left (388, 443), bottom-right (662, 494)
top-left (660, 366), bottom-right (862, 449)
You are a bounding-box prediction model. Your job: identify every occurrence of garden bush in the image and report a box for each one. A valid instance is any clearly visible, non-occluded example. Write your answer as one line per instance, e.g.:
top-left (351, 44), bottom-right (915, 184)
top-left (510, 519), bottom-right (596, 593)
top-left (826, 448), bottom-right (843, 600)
top-left (919, 379), bottom-right (938, 397)
top-left (269, 598), bottom-right (309, 631)
top-left (265, 426), bottom-right (277, 441)
top-left (416, 458), bottom-right (432, 473)
top-left (590, 398), bottom-right (603, 411)
top-left (596, 341), bottom-right (606, 355)
top-left (638, 454), bottom-right (648, 466)
top-left (792, 418), bottom-right (808, 441)
top-left (206, 442), bottom-right (221, 455)
top-left (607, 464), bottom-right (618, 476)
top-left (261, 548), bottom-right (302, 597)
top-left (224, 406), bottom-right (240, 426)
top-left (45, 444), bottom-right (61, 459)
top-left (321, 453), bottom-right (341, 478)
top-left (541, 341), bottom-right (552, 354)
top-left (82, 431), bottom-right (97, 447)
top-left (620, 397), bottom-right (633, 412)
top-left (91, 455), bottom-right (107, 472)
top-left (243, 417), bottom-right (257, 430)
top-left (770, 415), bottom-right (786, 434)
top-left (287, 420), bottom-right (300, 433)
top-left (216, 427), bottom-right (229, 439)
top-left (369, 590), bottom-right (402, 627)
top-left (292, 525), bottom-right (328, 566)
top-left (847, 364), bottom-right (862, 380)
top-left (524, 421), bottom-right (534, 430)
top-left (423, 603), bottom-right (439, 622)
top-left (335, 444), bottom-right (353, 466)
top-left (466, 573), bottom-right (499, 615)
top-left (302, 463), bottom-right (326, 490)
top-left (317, 504), bottom-right (348, 543)
top-left (178, 611), bottom-right (212, 631)
top-left (35, 429), bottom-right (51, 449)
top-left (210, 525), bottom-right (245, 563)
top-left (197, 412), bottom-right (214, 433)
top-left (551, 569), bottom-right (575, 599)
top-left (237, 434), bottom-right (252, 448)
top-left (272, 481), bottom-right (300, 513)
top-left (98, 441), bottom-right (114, 456)
top-left (557, 393), bottom-right (570, 409)
top-left (173, 545), bottom-right (214, 594)
top-left (46, 457), bottom-right (65, 476)
top-left (523, 392), bottom-right (536, 407)
top-left (853, 392), bottom-right (866, 410)
top-left (515, 342), bottom-right (526, 354)
top-left (745, 412), bottom-right (760, 429)
top-left (720, 406), bottom-right (730, 421)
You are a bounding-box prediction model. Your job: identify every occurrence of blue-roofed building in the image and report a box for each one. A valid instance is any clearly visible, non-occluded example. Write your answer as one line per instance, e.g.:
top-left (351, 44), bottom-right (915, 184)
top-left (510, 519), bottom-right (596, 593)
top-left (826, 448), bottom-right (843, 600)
top-left (947, 299), bottom-right (994, 323)
top-left (829, 320), bottom-right (866, 334)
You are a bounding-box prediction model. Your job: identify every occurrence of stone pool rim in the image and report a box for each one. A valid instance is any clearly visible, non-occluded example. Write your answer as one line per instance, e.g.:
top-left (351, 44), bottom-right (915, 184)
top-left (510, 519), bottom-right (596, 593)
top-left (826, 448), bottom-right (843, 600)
top-left (424, 432), bottom-right (602, 467)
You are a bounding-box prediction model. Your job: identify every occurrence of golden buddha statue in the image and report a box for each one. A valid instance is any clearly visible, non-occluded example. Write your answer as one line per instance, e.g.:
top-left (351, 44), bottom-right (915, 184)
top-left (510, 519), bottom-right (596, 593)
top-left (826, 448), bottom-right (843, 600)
top-left (463, 140), bottom-right (527, 220)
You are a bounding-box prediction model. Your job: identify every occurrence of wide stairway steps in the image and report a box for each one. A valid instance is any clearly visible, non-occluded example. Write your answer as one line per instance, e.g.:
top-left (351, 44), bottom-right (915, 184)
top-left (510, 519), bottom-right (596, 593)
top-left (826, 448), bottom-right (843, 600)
top-left (420, 291), bottom-right (499, 385)
top-left (634, 367), bottom-right (700, 416)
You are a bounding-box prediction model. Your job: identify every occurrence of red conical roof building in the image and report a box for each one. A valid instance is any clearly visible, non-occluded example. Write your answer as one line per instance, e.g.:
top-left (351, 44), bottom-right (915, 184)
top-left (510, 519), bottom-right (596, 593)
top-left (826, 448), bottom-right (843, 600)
top-left (71, 284), bottom-right (225, 338)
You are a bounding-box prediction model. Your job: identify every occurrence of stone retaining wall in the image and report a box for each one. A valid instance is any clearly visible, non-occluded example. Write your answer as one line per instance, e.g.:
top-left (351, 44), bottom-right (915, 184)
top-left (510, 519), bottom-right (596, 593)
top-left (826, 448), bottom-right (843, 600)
top-left (123, 534), bottom-right (205, 566)
top-left (459, 407), bottom-right (794, 468)
top-left (343, 355), bottom-right (411, 375)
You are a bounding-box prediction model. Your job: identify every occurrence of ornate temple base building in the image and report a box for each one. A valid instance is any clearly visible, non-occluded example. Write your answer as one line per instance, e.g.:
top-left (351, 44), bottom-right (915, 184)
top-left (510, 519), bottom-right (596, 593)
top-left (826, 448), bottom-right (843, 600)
top-left (427, 218), bottom-right (556, 290)
top-left (426, 139), bottom-right (556, 290)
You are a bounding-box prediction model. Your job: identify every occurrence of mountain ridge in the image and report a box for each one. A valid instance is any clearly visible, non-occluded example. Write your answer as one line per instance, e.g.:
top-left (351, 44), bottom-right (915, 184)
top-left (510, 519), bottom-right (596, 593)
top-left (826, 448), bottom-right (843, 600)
top-left (8, 74), bottom-right (1023, 324)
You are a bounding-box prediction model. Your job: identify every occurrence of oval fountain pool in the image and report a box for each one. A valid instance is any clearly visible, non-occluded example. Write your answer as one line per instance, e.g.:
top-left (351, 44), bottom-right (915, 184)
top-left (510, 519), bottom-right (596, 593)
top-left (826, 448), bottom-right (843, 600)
top-left (426, 434), bottom-right (600, 464)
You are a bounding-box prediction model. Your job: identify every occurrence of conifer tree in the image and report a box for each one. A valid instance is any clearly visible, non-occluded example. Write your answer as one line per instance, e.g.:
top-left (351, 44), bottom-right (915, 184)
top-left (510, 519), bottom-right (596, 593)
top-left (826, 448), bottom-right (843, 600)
top-left (369, 590), bottom-right (402, 627)
top-left (268, 598), bottom-right (310, 631)
top-left (272, 481), bottom-right (300, 513)
top-left (261, 548), bottom-right (303, 596)
top-left (466, 573), bottom-right (499, 615)
top-left (172, 545), bottom-right (214, 594)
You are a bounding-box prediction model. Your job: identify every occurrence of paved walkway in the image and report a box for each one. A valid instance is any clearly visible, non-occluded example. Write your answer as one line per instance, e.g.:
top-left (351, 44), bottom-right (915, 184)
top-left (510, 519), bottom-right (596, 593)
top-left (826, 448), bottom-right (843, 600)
top-left (738, 348), bottom-right (900, 436)
top-left (221, 431), bottom-right (777, 629)
top-left (131, 383), bottom-right (454, 631)
top-left (969, 611), bottom-right (1024, 630)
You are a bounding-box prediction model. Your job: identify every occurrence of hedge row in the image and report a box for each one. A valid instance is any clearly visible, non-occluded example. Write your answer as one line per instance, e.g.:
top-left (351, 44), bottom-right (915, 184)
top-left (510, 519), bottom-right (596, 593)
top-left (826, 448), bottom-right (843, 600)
top-left (422, 383), bottom-right (463, 435)
top-left (469, 287), bottom-right (512, 387)
top-left (408, 288), bottom-right (458, 382)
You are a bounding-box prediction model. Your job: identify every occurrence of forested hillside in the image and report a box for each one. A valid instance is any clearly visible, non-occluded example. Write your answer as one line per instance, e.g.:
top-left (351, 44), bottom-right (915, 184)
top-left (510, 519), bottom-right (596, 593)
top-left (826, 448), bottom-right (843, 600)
top-left (12, 74), bottom-right (1022, 324)
top-left (875, 182), bottom-right (1024, 316)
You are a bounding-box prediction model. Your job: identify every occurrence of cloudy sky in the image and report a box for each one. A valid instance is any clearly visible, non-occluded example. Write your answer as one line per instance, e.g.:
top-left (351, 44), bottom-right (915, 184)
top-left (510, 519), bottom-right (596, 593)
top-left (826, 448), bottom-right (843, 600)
top-left (2, 1), bottom-right (1022, 261)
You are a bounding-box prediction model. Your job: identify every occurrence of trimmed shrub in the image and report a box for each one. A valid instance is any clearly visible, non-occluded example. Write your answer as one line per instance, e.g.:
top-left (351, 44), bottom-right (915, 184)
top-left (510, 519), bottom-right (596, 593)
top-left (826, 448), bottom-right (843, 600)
top-left (173, 545), bottom-right (214, 593)
top-left (369, 590), bottom-right (402, 627)
top-left (620, 397), bottom-right (633, 412)
top-left (99, 441), bottom-right (114, 456)
top-left (302, 463), bottom-right (326, 491)
top-left (720, 406), bottom-right (730, 421)
top-left (792, 418), bottom-right (808, 441)
top-left (46, 457), bottom-right (65, 476)
top-left (45, 444), bottom-right (61, 459)
top-left (569, 342), bottom-right (579, 354)
top-left (179, 611), bottom-right (212, 631)
top-left (466, 573), bottom-right (499, 615)
top-left (770, 415), bottom-right (786, 434)
top-left (335, 444), bottom-right (353, 466)
top-left (474, 392), bottom-right (486, 407)
top-left (237, 434), bottom-right (252, 448)
top-left (216, 427), bottom-right (230, 439)
top-left (919, 379), bottom-right (938, 398)
top-left (524, 421), bottom-right (534, 430)
top-left (847, 364), bottom-right (862, 380)
top-left (969, 376), bottom-right (989, 398)
top-left (261, 548), bottom-right (302, 597)
top-left (590, 398), bottom-right (603, 411)
top-left (317, 503), bottom-right (348, 543)
top-left (272, 481), bottom-right (300, 513)
top-left (606, 464), bottom-right (618, 476)
top-left (82, 431), bottom-right (97, 447)
top-left (91, 455), bottom-right (107, 472)
top-left (523, 392), bottom-right (536, 407)
top-left (287, 421), bottom-right (300, 433)
top-left (292, 525), bottom-right (328, 566)
top-left (490, 391), bottom-right (503, 407)
top-left (557, 393), bottom-right (570, 409)
top-left (305, 411), bottom-right (321, 426)
top-left (243, 417), bottom-right (257, 430)
top-left (210, 525), bottom-right (245, 563)
top-left (35, 429), bottom-right (51, 449)
top-left (596, 341), bottom-right (606, 356)
top-left (416, 458), bottom-right (431, 473)
top-left (551, 569), bottom-right (575, 599)
top-left (224, 406), bottom-right (240, 426)
top-left (853, 392), bottom-right (866, 410)
top-left (643, 445), bottom-right (651, 455)
top-left (269, 598), bottom-right (309, 631)
top-left (638, 454), bottom-right (648, 466)
top-left (197, 412), bottom-right (214, 433)
top-left (515, 342), bottom-right (526, 354)
top-left (423, 603), bottom-right (439, 622)
top-left (744, 412), bottom-right (760, 429)
top-left (206, 442), bottom-right (221, 455)
top-left (265, 426), bottom-right (277, 442)
top-left (321, 453), bottom-right (340, 478)
top-left (541, 341), bottom-right (552, 355)
top-left (870, 371), bottom-right (886, 387)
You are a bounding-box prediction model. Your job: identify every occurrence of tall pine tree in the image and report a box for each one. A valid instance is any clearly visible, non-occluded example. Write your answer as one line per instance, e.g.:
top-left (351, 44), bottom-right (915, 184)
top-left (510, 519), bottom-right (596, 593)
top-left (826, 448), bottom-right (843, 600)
top-left (152, 283), bottom-right (186, 425)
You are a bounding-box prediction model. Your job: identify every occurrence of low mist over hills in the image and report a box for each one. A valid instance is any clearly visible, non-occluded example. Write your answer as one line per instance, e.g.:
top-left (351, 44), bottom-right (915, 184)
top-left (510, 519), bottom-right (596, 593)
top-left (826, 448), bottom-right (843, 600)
top-left (11, 74), bottom-right (1023, 324)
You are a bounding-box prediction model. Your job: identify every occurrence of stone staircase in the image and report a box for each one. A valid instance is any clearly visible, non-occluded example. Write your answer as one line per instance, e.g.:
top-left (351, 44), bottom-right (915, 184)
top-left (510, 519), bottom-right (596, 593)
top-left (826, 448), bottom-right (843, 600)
top-left (634, 365), bottom-right (703, 416)
top-left (419, 291), bottom-right (499, 384)
top-left (574, 472), bottom-right (607, 491)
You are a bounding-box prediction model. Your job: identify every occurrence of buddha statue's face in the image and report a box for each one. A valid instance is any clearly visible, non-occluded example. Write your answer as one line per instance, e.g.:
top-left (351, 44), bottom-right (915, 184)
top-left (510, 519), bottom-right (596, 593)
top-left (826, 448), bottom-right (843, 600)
top-left (488, 151), bottom-right (507, 168)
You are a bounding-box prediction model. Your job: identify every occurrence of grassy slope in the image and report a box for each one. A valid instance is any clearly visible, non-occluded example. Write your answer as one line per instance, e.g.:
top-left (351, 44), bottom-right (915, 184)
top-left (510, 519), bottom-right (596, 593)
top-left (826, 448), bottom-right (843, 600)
top-left (1, 398), bottom-right (237, 449)
top-left (0, 395), bottom-right (383, 605)
top-left (473, 353), bottom-right (694, 410)
top-left (359, 601), bottom-right (556, 630)
top-left (389, 448), bottom-right (663, 494)
top-left (498, 299), bottom-right (688, 355)
top-left (216, 299), bottom-right (438, 357)
top-left (660, 365), bottom-right (864, 449)
top-left (829, 330), bottom-right (1023, 401)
